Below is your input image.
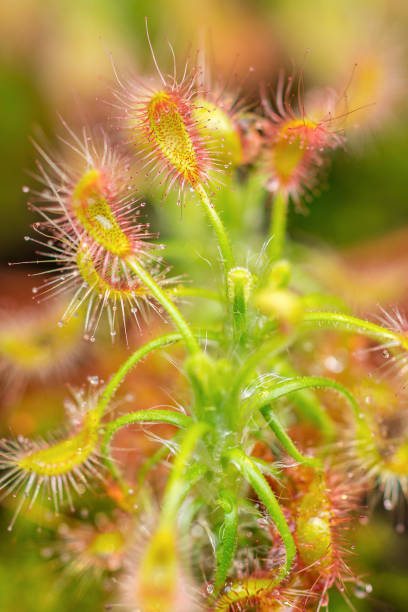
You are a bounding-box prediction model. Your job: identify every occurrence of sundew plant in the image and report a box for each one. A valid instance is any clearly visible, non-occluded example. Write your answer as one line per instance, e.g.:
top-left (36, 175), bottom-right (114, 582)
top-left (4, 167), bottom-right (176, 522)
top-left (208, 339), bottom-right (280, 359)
top-left (2, 22), bottom-right (408, 612)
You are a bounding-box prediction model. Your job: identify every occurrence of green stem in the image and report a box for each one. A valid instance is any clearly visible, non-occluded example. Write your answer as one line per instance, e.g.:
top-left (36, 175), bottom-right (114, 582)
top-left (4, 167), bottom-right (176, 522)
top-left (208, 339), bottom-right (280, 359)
top-left (228, 448), bottom-right (296, 578)
top-left (228, 268), bottom-right (252, 345)
top-left (101, 409), bottom-right (193, 484)
top-left (214, 489), bottom-right (239, 595)
top-left (160, 422), bottom-right (209, 526)
top-left (274, 360), bottom-right (335, 439)
top-left (97, 329), bottom-right (220, 421)
top-left (178, 496), bottom-right (206, 570)
top-left (194, 183), bottom-right (235, 274)
top-left (125, 254), bottom-right (200, 355)
top-left (252, 376), bottom-right (362, 422)
top-left (303, 311), bottom-right (404, 346)
top-left (230, 333), bottom-right (295, 411)
top-left (97, 333), bottom-right (183, 420)
top-left (136, 431), bottom-right (182, 488)
top-left (260, 408), bottom-right (322, 467)
top-left (268, 191), bottom-right (288, 262)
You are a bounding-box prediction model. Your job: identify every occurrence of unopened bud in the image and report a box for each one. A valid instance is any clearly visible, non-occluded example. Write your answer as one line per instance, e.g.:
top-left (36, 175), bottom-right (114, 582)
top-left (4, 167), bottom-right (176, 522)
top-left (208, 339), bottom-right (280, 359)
top-left (255, 288), bottom-right (303, 328)
top-left (266, 260), bottom-right (291, 289)
top-left (227, 267), bottom-right (253, 307)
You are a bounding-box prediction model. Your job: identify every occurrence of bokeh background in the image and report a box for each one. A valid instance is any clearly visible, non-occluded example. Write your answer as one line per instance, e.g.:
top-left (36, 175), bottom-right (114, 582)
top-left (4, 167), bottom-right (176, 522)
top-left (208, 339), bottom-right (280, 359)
top-left (0, 0), bottom-right (408, 610)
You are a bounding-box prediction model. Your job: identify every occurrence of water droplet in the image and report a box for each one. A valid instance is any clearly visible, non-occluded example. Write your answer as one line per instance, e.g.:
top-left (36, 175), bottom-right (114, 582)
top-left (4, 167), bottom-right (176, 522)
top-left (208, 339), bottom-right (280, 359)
top-left (324, 355), bottom-right (344, 373)
top-left (87, 376), bottom-right (99, 386)
top-left (320, 593), bottom-right (329, 606)
top-left (41, 547), bottom-right (53, 559)
top-left (206, 584), bottom-right (214, 594)
top-left (354, 582), bottom-right (372, 598)
top-left (24, 236), bottom-right (30, 241)
top-left (384, 498), bottom-right (393, 511)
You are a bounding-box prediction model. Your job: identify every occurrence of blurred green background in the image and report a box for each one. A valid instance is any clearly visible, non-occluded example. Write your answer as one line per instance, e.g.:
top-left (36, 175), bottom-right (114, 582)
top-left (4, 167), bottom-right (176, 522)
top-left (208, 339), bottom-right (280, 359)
top-left (0, 0), bottom-right (407, 610)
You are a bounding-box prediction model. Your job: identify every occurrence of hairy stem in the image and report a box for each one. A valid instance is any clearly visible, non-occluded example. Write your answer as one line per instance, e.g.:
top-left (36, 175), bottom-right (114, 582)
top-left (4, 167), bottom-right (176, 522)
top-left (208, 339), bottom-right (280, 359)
top-left (228, 448), bottom-right (296, 578)
top-left (253, 376), bottom-right (362, 422)
top-left (136, 432), bottom-right (182, 487)
top-left (194, 183), bottom-right (235, 275)
top-left (214, 488), bottom-right (239, 595)
top-left (101, 409), bottom-right (193, 485)
top-left (126, 254), bottom-right (200, 354)
top-left (261, 408), bottom-right (322, 467)
top-left (303, 311), bottom-right (405, 346)
top-left (97, 329), bottom-right (220, 420)
top-left (274, 360), bottom-right (335, 439)
top-left (230, 333), bottom-right (295, 411)
top-left (268, 191), bottom-right (288, 262)
top-left (160, 422), bottom-right (209, 526)
top-left (97, 333), bottom-right (183, 419)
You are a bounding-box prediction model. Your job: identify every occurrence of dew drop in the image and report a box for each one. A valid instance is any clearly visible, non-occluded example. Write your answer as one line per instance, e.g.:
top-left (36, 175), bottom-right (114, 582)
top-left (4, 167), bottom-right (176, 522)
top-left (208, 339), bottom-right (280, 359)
top-left (324, 355), bottom-right (344, 373)
top-left (22, 185), bottom-right (30, 193)
top-left (41, 547), bottom-right (53, 559)
top-left (87, 376), bottom-right (99, 386)
top-left (384, 498), bottom-right (393, 511)
top-left (206, 584), bottom-right (214, 594)
top-left (354, 582), bottom-right (372, 598)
